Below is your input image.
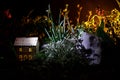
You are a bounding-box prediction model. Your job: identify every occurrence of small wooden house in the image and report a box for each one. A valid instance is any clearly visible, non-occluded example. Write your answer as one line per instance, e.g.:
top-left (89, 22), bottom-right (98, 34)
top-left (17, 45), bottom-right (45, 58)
top-left (14, 37), bottom-right (39, 61)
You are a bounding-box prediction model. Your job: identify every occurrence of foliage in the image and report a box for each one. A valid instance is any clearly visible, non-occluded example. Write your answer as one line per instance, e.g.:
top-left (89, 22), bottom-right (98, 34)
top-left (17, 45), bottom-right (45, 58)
top-left (38, 4), bottom-right (91, 65)
top-left (16, 3), bottom-right (120, 66)
top-left (15, 10), bottom-right (49, 46)
top-left (37, 39), bottom-right (89, 66)
top-left (44, 4), bottom-right (74, 42)
top-left (39, 4), bottom-right (120, 66)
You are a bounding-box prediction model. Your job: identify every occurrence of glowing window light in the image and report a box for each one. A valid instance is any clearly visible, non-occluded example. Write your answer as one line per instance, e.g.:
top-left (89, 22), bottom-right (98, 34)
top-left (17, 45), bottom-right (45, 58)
top-left (24, 55), bottom-right (27, 61)
top-left (28, 55), bottom-right (33, 60)
top-left (18, 55), bottom-right (23, 61)
top-left (29, 48), bottom-right (32, 52)
top-left (19, 48), bottom-right (22, 52)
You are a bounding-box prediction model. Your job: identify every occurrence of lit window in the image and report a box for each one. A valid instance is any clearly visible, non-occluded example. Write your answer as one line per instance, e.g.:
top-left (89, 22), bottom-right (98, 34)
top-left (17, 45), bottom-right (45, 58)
top-left (29, 48), bottom-right (32, 52)
top-left (18, 55), bottom-right (23, 61)
top-left (28, 55), bottom-right (33, 60)
top-left (24, 55), bottom-right (27, 60)
top-left (19, 48), bottom-right (22, 52)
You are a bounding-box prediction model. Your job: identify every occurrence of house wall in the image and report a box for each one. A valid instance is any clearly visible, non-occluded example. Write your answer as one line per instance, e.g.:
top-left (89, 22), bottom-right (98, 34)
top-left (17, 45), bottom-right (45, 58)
top-left (15, 46), bottom-right (38, 61)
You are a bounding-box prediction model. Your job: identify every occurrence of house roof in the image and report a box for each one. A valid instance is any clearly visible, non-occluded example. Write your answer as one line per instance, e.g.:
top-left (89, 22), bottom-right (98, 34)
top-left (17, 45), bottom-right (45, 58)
top-left (14, 37), bottom-right (39, 46)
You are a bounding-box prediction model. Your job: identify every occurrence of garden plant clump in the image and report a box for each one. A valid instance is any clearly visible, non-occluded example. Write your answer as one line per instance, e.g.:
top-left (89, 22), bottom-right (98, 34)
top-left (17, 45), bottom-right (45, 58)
top-left (40, 4), bottom-right (106, 66)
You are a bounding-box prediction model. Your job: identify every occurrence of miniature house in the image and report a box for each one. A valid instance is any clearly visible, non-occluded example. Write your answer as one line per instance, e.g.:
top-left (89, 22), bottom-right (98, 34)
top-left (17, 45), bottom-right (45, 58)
top-left (14, 37), bottom-right (39, 61)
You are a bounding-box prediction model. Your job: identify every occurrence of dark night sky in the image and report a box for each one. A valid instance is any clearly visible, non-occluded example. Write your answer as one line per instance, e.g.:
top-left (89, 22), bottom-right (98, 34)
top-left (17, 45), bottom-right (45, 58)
top-left (0, 0), bottom-right (50, 17)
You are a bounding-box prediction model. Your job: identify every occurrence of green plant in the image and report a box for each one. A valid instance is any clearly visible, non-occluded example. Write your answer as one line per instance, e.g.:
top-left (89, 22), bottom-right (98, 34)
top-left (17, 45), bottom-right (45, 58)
top-left (40, 38), bottom-right (89, 66)
top-left (44, 4), bottom-right (74, 42)
top-left (40, 4), bottom-right (93, 66)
